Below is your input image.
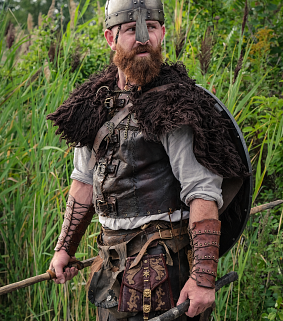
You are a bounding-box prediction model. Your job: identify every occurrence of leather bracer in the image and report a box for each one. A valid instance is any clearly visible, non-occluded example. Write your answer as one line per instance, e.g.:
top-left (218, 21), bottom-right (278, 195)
top-left (54, 195), bottom-right (95, 257)
top-left (189, 219), bottom-right (221, 289)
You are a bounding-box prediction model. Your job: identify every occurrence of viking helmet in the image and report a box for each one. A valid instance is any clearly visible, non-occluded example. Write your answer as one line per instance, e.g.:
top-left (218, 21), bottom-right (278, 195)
top-left (105, 0), bottom-right (165, 43)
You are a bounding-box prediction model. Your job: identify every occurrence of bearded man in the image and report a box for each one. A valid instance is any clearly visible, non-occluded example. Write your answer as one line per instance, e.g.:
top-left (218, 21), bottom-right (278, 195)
top-left (47, 1), bottom-right (251, 320)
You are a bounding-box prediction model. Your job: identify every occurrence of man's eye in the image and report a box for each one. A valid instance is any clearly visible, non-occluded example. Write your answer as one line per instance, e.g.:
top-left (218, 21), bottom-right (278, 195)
top-left (148, 26), bottom-right (156, 30)
top-left (127, 27), bottom-right (135, 32)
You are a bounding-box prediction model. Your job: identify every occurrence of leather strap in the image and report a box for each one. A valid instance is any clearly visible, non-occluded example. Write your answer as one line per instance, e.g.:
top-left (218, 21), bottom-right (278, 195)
top-left (88, 84), bottom-right (174, 169)
top-left (88, 95), bottom-right (132, 169)
top-left (129, 226), bottom-right (187, 270)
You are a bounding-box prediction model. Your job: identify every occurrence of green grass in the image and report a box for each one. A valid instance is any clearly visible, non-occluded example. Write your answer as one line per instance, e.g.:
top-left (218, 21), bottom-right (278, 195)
top-left (1, 2), bottom-right (283, 320)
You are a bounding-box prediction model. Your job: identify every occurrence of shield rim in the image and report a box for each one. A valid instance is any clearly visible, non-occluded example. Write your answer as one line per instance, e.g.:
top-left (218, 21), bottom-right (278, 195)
top-left (196, 85), bottom-right (253, 257)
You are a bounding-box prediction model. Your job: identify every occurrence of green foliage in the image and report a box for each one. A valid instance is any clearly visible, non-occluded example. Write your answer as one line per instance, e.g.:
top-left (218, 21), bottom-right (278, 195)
top-left (0, 1), bottom-right (283, 320)
top-left (262, 296), bottom-right (283, 320)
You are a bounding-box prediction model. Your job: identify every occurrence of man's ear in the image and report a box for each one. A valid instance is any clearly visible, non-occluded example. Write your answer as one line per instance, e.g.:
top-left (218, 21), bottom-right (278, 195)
top-left (105, 28), bottom-right (117, 51)
top-left (161, 24), bottom-right (166, 42)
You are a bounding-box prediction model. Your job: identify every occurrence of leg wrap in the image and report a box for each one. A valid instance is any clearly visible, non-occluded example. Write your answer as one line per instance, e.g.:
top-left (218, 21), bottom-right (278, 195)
top-left (54, 195), bottom-right (95, 257)
top-left (189, 219), bottom-right (221, 289)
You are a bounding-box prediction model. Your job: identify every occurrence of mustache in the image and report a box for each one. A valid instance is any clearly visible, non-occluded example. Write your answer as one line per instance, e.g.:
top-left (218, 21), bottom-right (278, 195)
top-left (132, 44), bottom-right (154, 55)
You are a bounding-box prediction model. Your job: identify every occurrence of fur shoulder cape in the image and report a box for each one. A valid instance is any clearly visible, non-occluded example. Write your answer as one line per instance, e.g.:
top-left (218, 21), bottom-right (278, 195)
top-left (47, 62), bottom-right (248, 178)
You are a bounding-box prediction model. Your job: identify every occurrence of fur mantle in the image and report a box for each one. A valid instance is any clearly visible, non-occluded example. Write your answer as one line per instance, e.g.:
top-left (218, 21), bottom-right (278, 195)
top-left (47, 62), bottom-right (248, 178)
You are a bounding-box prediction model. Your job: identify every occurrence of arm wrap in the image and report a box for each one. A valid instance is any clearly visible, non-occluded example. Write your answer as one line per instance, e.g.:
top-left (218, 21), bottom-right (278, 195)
top-left (189, 219), bottom-right (221, 289)
top-left (54, 195), bottom-right (95, 257)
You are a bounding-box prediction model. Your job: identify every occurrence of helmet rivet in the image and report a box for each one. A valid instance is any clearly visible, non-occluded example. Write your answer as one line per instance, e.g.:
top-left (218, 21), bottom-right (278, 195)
top-left (148, 15), bottom-right (150, 18)
top-left (159, 10), bottom-right (161, 13)
top-left (130, 17), bottom-right (133, 20)
top-left (116, 13), bottom-right (118, 16)
top-left (141, 0), bottom-right (143, 3)
top-left (134, 1), bottom-right (137, 3)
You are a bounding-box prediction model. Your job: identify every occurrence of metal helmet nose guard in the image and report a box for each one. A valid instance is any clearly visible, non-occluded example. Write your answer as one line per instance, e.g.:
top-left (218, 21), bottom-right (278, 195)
top-left (105, 0), bottom-right (165, 43)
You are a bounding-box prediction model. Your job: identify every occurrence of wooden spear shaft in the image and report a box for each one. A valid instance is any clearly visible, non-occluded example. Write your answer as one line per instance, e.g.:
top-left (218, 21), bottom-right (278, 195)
top-left (250, 200), bottom-right (283, 215)
top-left (0, 257), bottom-right (96, 296)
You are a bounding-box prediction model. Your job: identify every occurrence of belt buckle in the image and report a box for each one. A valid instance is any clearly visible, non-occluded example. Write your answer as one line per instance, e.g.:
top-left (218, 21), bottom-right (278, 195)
top-left (104, 97), bottom-right (114, 109)
top-left (156, 225), bottom-right (173, 239)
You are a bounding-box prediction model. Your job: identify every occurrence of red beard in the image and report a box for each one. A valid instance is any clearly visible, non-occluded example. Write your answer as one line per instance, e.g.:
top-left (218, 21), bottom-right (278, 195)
top-left (113, 42), bottom-right (163, 86)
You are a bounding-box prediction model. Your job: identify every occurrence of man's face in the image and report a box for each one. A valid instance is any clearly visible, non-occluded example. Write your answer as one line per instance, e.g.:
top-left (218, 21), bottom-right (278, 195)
top-left (105, 21), bottom-right (166, 86)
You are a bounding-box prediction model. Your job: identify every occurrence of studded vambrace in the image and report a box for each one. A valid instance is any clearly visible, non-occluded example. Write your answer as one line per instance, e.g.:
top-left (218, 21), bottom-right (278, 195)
top-left (54, 195), bottom-right (95, 257)
top-left (189, 219), bottom-right (221, 288)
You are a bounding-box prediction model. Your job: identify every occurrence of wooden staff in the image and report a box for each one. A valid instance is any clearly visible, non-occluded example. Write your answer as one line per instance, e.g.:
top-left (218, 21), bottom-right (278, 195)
top-left (149, 272), bottom-right (238, 321)
top-left (250, 200), bottom-right (283, 215)
top-left (0, 257), bottom-right (96, 296)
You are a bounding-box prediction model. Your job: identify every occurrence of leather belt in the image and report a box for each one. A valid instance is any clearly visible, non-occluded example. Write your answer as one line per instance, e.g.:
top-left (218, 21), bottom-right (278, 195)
top-left (129, 226), bottom-right (188, 269)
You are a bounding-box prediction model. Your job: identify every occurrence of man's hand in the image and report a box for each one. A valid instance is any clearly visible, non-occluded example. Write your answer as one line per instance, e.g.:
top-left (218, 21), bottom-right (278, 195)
top-left (177, 278), bottom-right (215, 317)
top-left (49, 250), bottom-right (78, 284)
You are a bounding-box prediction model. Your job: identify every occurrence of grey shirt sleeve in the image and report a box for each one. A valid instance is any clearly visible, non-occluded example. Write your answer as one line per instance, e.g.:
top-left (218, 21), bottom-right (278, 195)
top-left (160, 125), bottom-right (223, 209)
top-left (70, 146), bottom-right (93, 185)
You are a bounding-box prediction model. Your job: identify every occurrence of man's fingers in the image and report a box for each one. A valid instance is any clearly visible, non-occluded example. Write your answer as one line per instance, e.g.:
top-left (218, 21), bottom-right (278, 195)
top-left (53, 263), bottom-right (65, 284)
top-left (185, 300), bottom-right (199, 318)
top-left (186, 299), bottom-right (213, 317)
top-left (176, 289), bottom-right (188, 306)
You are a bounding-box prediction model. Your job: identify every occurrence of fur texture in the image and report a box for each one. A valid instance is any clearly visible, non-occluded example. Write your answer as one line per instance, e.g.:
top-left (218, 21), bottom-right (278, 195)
top-left (47, 62), bottom-right (248, 178)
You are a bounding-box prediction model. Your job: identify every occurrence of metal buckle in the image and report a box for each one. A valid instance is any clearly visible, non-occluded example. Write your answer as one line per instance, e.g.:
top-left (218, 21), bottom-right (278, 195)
top-left (97, 162), bottom-right (107, 174)
top-left (104, 97), bottom-right (114, 109)
top-left (156, 224), bottom-right (173, 239)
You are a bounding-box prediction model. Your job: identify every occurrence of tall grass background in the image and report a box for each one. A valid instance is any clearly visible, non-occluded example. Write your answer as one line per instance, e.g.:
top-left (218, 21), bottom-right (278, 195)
top-left (1, 1), bottom-right (283, 320)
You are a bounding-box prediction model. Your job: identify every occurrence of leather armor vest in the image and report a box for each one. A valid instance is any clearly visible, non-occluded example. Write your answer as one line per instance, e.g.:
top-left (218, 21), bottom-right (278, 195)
top-left (92, 96), bottom-right (183, 219)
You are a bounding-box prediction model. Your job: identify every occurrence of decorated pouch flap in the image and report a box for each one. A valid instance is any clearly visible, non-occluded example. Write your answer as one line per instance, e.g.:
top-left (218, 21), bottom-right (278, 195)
top-left (118, 254), bottom-right (174, 314)
top-left (122, 254), bottom-right (169, 292)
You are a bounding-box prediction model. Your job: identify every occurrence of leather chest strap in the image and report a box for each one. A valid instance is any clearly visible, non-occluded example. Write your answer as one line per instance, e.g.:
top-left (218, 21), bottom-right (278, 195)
top-left (88, 100), bottom-right (132, 169)
top-left (88, 84), bottom-right (174, 169)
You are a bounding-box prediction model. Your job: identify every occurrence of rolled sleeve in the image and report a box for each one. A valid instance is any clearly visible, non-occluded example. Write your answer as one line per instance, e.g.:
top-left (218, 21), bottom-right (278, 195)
top-left (160, 125), bottom-right (223, 209)
top-left (70, 146), bottom-right (93, 185)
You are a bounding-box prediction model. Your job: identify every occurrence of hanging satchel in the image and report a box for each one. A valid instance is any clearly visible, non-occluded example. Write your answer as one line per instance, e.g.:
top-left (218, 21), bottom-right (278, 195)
top-left (118, 253), bottom-right (174, 320)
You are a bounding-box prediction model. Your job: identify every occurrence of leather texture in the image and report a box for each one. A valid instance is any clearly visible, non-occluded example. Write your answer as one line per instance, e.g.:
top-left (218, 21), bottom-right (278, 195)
top-left (189, 219), bottom-right (221, 289)
top-left (92, 111), bottom-right (186, 219)
top-left (97, 221), bottom-right (190, 260)
top-left (54, 195), bottom-right (95, 256)
top-left (118, 254), bottom-right (174, 318)
top-left (54, 195), bottom-right (75, 252)
top-left (67, 205), bottom-right (95, 256)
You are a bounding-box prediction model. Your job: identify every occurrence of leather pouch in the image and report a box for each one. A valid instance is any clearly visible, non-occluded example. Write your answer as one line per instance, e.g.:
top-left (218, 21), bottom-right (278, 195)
top-left (118, 254), bottom-right (174, 319)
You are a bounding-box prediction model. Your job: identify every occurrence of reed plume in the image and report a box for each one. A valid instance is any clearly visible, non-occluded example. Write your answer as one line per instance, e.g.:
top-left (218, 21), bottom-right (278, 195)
top-left (48, 0), bottom-right (56, 21)
top-left (233, 0), bottom-right (249, 83)
top-left (38, 12), bottom-right (43, 27)
top-left (5, 22), bottom-right (15, 49)
top-left (242, 0), bottom-right (249, 36)
top-left (233, 50), bottom-right (244, 84)
top-left (27, 13), bottom-right (33, 33)
top-left (69, 0), bottom-right (77, 29)
top-left (198, 27), bottom-right (213, 76)
top-left (44, 61), bottom-right (51, 81)
top-left (71, 45), bottom-right (81, 72)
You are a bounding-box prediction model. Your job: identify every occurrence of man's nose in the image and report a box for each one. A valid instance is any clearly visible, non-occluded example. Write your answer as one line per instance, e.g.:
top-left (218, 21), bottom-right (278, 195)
top-left (136, 39), bottom-right (149, 45)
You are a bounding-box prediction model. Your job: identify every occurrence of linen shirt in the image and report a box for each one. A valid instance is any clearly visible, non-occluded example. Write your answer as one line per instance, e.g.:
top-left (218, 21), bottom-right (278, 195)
top-left (70, 125), bottom-right (223, 230)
